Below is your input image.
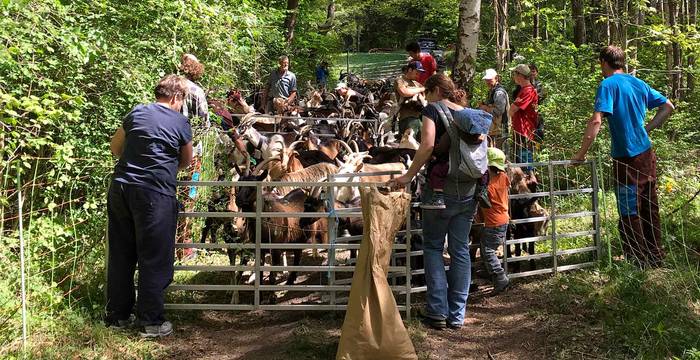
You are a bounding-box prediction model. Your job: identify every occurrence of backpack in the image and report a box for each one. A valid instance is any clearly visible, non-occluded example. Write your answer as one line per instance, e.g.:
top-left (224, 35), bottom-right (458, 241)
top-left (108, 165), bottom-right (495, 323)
top-left (433, 102), bottom-right (489, 179)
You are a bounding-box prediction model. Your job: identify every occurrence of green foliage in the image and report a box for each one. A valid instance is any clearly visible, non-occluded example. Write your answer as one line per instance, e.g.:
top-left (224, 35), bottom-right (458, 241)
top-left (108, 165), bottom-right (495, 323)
top-left (544, 266), bottom-right (700, 359)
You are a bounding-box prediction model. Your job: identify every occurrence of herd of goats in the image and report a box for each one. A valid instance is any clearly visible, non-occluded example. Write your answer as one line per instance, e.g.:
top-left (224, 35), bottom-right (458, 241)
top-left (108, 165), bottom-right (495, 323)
top-left (191, 72), bottom-right (548, 303)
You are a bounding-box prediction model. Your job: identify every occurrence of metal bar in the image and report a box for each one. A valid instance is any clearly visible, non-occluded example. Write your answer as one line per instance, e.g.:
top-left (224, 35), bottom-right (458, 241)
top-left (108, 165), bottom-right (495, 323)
top-left (175, 265), bottom-right (408, 272)
top-left (177, 180), bottom-right (395, 187)
top-left (165, 304), bottom-right (256, 310)
top-left (175, 243), bottom-right (256, 249)
top-left (508, 160), bottom-right (593, 168)
top-left (505, 253), bottom-right (552, 263)
top-left (254, 184), bottom-right (262, 308)
top-left (509, 216), bottom-right (550, 225)
top-left (168, 285), bottom-right (255, 291)
top-left (591, 160), bottom-right (602, 262)
top-left (556, 262), bottom-right (596, 272)
top-left (505, 230), bottom-right (596, 246)
top-left (548, 162), bottom-right (558, 275)
top-left (556, 246), bottom-right (597, 256)
top-left (328, 183), bottom-right (337, 307)
top-left (404, 190), bottom-right (412, 320)
top-left (507, 268), bottom-right (554, 279)
top-left (553, 211), bottom-right (596, 220)
top-left (507, 188), bottom-right (593, 200)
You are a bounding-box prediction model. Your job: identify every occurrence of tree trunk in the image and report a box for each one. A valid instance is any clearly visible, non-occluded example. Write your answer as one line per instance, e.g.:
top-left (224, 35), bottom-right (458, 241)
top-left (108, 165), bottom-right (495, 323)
top-left (284, 0), bottom-right (300, 45)
top-left (494, 0), bottom-right (510, 71)
top-left (317, 0), bottom-right (336, 34)
top-left (666, 0), bottom-right (682, 99)
top-left (453, 0), bottom-right (481, 91)
top-left (629, 5), bottom-right (645, 75)
top-left (533, 1), bottom-right (541, 39)
top-left (572, 0), bottom-right (586, 46)
top-left (687, 0), bottom-right (696, 94)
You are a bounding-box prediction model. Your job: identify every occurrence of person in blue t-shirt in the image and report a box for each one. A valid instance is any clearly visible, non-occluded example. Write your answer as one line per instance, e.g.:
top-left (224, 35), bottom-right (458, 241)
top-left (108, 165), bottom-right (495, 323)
top-left (572, 46), bottom-right (674, 268)
top-left (106, 75), bottom-right (193, 338)
top-left (316, 61), bottom-right (330, 89)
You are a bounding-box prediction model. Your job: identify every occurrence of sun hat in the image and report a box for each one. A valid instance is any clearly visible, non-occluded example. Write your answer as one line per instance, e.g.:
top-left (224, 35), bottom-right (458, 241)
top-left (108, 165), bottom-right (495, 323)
top-left (509, 64), bottom-right (531, 77)
top-left (487, 147), bottom-right (507, 171)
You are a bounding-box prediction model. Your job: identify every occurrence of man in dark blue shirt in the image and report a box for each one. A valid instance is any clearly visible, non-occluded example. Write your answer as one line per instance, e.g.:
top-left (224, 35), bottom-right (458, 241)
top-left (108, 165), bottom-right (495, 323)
top-left (572, 46), bottom-right (674, 267)
top-left (106, 74), bottom-right (193, 337)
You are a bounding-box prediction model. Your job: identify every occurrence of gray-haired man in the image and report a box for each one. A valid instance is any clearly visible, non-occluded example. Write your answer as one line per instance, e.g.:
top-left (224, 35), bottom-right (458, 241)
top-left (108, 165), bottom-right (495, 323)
top-left (262, 55), bottom-right (298, 114)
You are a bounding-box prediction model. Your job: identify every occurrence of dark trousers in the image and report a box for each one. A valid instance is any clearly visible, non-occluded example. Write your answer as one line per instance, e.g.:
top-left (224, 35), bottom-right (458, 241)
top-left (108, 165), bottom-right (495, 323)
top-left (106, 182), bottom-right (177, 326)
top-left (613, 148), bottom-right (665, 266)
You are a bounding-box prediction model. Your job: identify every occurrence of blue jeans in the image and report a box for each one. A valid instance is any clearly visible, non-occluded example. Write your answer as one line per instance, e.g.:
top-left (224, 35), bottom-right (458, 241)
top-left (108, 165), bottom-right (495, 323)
top-left (480, 225), bottom-right (508, 276)
top-left (422, 190), bottom-right (477, 326)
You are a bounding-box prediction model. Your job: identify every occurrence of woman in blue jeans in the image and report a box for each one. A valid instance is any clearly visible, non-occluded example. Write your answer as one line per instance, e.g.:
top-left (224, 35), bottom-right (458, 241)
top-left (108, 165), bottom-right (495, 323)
top-left (388, 74), bottom-right (479, 329)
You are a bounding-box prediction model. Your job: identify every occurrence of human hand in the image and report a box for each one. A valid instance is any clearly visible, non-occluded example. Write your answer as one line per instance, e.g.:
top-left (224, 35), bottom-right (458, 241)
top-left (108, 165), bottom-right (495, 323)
top-left (570, 151), bottom-right (586, 166)
top-left (386, 174), bottom-right (412, 190)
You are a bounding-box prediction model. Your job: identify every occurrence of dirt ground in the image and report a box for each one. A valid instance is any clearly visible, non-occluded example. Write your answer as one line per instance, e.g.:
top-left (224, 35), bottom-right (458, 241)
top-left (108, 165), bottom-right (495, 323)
top-left (158, 279), bottom-right (594, 360)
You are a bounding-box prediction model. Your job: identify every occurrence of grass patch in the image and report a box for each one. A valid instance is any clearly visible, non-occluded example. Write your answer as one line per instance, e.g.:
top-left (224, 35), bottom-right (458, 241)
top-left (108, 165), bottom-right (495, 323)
top-left (541, 264), bottom-right (700, 359)
top-left (1, 310), bottom-right (164, 359)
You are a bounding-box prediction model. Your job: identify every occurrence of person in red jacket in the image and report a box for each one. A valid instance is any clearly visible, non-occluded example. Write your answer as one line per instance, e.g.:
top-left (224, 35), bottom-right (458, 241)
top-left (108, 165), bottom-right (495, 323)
top-left (508, 64), bottom-right (538, 173)
top-left (406, 42), bottom-right (437, 84)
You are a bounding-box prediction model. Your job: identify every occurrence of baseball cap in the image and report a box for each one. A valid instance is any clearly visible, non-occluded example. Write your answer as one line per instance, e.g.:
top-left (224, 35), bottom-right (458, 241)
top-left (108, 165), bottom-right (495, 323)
top-left (487, 147), bottom-right (507, 171)
top-left (406, 61), bottom-right (425, 72)
top-left (509, 64), bottom-right (531, 77)
top-left (482, 68), bottom-right (498, 80)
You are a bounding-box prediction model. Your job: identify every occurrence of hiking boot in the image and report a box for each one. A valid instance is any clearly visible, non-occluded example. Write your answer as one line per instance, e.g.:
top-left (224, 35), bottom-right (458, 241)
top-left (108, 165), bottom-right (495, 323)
top-left (108, 314), bottom-right (136, 330)
top-left (139, 321), bottom-right (173, 338)
top-left (447, 322), bottom-right (463, 330)
top-left (418, 309), bottom-right (446, 330)
top-left (477, 184), bottom-right (492, 209)
top-left (421, 192), bottom-right (446, 210)
top-left (493, 273), bottom-right (510, 293)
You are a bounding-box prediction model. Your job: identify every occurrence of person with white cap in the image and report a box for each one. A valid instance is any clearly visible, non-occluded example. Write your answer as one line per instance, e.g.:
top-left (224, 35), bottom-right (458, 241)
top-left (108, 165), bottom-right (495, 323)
top-left (479, 69), bottom-right (510, 147)
top-left (508, 64), bottom-right (538, 172)
top-left (476, 147), bottom-right (511, 293)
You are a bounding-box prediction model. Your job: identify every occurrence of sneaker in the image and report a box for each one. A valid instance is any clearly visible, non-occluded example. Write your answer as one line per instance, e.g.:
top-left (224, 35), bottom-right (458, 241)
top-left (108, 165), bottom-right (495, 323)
top-left (493, 273), bottom-right (510, 293)
top-left (421, 192), bottom-right (446, 210)
top-left (477, 184), bottom-right (492, 209)
top-left (139, 321), bottom-right (173, 338)
top-left (107, 314), bottom-right (136, 330)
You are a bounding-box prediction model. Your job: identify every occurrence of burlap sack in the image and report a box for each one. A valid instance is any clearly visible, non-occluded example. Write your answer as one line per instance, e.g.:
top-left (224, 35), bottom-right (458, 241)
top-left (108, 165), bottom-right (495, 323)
top-left (336, 187), bottom-right (418, 360)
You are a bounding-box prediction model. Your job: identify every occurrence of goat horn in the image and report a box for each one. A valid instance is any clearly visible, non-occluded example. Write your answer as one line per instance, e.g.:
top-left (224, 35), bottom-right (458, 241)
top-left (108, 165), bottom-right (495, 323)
top-left (253, 157), bottom-right (278, 174)
top-left (286, 140), bottom-right (305, 152)
top-left (349, 139), bottom-right (359, 153)
top-left (337, 139), bottom-right (354, 155)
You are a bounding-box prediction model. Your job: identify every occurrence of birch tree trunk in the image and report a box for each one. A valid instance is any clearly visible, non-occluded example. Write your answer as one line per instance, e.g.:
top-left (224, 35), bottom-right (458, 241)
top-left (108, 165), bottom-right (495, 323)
top-left (453, 0), bottom-right (481, 90)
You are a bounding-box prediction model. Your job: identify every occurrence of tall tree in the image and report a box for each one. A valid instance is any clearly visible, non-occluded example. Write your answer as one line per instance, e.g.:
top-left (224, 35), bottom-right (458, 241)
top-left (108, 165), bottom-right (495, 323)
top-left (533, 1), bottom-right (541, 39)
top-left (572, 0), bottom-right (586, 46)
top-left (453, 0), bottom-right (481, 90)
top-left (666, 0), bottom-right (683, 99)
top-left (284, 0), bottom-right (300, 45)
top-left (494, 0), bottom-right (510, 70)
top-left (687, 0), bottom-right (697, 94)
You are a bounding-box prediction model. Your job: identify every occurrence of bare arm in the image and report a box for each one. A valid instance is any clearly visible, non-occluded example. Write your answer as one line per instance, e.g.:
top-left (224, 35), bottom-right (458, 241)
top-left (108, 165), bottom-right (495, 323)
top-left (572, 112), bottom-right (603, 162)
top-left (508, 103), bottom-right (518, 119)
top-left (179, 141), bottom-right (194, 170)
top-left (396, 82), bottom-right (425, 98)
top-left (387, 116), bottom-right (435, 188)
top-left (110, 127), bottom-right (126, 157)
top-left (646, 100), bottom-right (674, 133)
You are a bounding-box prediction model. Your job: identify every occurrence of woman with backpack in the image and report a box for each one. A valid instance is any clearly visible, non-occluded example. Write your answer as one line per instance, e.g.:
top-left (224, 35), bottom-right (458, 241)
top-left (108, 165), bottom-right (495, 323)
top-left (387, 74), bottom-right (488, 330)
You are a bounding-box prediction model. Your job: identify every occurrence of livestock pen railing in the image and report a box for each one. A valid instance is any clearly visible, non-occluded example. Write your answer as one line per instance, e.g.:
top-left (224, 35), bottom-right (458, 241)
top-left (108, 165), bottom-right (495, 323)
top-left (165, 160), bottom-right (601, 317)
top-left (347, 59), bottom-right (405, 80)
